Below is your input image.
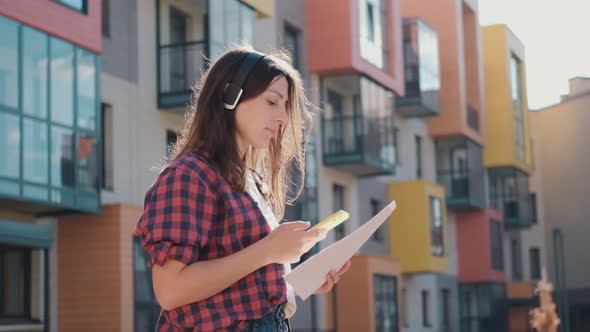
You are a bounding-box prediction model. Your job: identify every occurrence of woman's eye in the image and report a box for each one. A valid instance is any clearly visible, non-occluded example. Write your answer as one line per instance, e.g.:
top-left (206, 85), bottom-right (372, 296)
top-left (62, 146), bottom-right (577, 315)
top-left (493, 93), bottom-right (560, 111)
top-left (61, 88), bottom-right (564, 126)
top-left (267, 99), bottom-right (277, 105)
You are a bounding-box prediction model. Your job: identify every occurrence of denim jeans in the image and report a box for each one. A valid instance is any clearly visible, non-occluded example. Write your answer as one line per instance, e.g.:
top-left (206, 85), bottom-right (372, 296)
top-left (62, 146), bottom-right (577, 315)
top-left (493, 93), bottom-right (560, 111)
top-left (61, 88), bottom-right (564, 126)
top-left (247, 304), bottom-right (290, 332)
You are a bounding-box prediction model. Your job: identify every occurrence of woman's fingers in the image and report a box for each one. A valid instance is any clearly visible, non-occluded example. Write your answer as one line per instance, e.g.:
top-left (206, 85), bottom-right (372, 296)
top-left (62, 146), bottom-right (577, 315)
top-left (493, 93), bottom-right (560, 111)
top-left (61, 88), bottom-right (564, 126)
top-left (337, 260), bottom-right (351, 275)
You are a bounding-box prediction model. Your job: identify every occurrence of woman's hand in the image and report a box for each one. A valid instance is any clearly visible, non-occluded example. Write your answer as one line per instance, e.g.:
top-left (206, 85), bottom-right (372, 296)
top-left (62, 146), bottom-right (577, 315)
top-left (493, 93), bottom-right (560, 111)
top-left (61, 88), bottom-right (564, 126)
top-left (261, 221), bottom-right (327, 264)
top-left (313, 260), bottom-right (352, 294)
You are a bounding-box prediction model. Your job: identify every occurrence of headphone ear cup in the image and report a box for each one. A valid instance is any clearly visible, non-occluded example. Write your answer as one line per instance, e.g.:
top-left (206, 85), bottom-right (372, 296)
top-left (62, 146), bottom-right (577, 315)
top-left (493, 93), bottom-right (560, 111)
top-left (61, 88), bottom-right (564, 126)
top-left (222, 52), bottom-right (265, 110)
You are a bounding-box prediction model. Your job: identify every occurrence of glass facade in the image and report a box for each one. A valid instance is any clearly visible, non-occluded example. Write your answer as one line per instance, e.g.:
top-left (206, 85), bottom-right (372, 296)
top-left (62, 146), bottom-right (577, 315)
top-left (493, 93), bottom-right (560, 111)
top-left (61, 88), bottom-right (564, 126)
top-left (133, 237), bottom-right (160, 332)
top-left (0, 16), bottom-right (101, 212)
top-left (488, 167), bottom-right (533, 229)
top-left (510, 55), bottom-right (526, 162)
top-left (397, 18), bottom-right (440, 117)
top-left (374, 274), bottom-right (399, 332)
top-left (460, 283), bottom-right (508, 332)
top-left (157, 0), bottom-right (255, 108)
top-left (321, 75), bottom-right (396, 176)
top-left (435, 137), bottom-right (485, 210)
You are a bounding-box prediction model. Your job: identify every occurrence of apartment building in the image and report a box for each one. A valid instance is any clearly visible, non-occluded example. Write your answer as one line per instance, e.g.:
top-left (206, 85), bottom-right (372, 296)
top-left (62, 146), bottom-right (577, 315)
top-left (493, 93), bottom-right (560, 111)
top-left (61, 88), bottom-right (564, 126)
top-left (0, 1), bottom-right (102, 331)
top-left (530, 77), bottom-right (590, 332)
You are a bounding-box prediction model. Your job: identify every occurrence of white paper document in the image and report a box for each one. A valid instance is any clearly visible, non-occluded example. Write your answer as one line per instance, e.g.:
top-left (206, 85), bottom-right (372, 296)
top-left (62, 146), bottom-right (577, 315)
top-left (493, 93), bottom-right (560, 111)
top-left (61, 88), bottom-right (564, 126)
top-left (283, 200), bottom-right (397, 300)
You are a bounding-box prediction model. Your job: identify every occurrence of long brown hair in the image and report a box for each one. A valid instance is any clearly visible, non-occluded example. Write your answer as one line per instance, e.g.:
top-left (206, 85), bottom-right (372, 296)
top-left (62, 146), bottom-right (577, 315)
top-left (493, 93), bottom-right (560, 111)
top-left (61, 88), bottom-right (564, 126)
top-left (169, 44), bottom-right (314, 219)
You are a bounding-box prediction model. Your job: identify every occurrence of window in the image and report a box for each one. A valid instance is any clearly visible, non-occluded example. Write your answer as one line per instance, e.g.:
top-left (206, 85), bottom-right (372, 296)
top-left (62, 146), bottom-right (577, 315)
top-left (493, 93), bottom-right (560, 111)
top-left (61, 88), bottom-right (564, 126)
top-left (283, 25), bottom-right (299, 70)
top-left (430, 197), bottom-right (444, 256)
top-left (529, 247), bottom-right (541, 280)
top-left (133, 237), bottom-right (160, 332)
top-left (54, 0), bottom-right (87, 13)
top-left (333, 184), bottom-right (346, 240)
top-left (166, 130), bottom-right (178, 159)
top-left (366, 3), bottom-right (376, 42)
top-left (374, 274), bottom-right (399, 332)
top-left (0, 245), bottom-right (43, 323)
top-left (511, 236), bottom-right (523, 281)
top-left (371, 199), bottom-right (383, 241)
top-left (415, 135), bottom-right (422, 178)
top-left (530, 193), bottom-right (538, 224)
top-left (393, 127), bottom-right (400, 166)
top-left (490, 219), bottom-right (504, 270)
top-left (0, 17), bottom-right (19, 109)
top-left (402, 288), bottom-right (409, 327)
top-left (359, 0), bottom-right (386, 68)
top-left (208, 0), bottom-right (256, 59)
top-left (0, 15), bottom-right (101, 211)
top-left (421, 290), bottom-right (431, 327)
top-left (101, 103), bottom-right (114, 191)
top-left (169, 7), bottom-right (189, 92)
top-left (102, 0), bottom-right (110, 37)
top-left (442, 289), bottom-right (451, 329)
top-left (511, 54), bottom-right (525, 161)
top-left (0, 246), bottom-right (31, 319)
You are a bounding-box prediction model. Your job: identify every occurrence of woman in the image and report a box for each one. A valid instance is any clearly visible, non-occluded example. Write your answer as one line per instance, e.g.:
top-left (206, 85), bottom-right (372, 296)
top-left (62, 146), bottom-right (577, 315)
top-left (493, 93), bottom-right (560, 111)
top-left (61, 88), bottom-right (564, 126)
top-left (135, 44), bottom-right (351, 331)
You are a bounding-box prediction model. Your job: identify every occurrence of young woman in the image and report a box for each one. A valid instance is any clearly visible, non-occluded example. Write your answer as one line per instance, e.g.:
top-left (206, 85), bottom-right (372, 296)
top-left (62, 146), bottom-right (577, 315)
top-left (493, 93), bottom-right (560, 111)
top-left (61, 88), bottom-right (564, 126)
top-left (135, 45), bottom-right (351, 331)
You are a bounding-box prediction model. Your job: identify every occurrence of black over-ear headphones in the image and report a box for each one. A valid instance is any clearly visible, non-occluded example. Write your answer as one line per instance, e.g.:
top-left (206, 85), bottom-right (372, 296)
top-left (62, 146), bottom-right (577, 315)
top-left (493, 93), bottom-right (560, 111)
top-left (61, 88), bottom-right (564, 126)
top-left (223, 51), bottom-right (266, 110)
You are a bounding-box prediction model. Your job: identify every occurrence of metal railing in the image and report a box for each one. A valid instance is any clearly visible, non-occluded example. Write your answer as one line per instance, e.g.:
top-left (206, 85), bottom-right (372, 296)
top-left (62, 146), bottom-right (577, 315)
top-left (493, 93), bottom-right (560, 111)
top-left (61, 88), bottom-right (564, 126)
top-left (322, 114), bottom-right (395, 171)
top-left (158, 40), bottom-right (208, 104)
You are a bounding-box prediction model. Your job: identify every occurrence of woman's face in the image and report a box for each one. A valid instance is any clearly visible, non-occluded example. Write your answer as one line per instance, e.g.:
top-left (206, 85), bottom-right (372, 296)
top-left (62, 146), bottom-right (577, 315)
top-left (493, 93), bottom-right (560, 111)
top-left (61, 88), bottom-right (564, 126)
top-left (235, 75), bottom-right (289, 152)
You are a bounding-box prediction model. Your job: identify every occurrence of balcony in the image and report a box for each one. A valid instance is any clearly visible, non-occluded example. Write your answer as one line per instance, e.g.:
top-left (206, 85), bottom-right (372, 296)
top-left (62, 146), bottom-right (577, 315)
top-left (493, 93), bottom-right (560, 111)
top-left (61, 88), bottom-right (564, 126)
top-left (321, 75), bottom-right (396, 176)
top-left (388, 180), bottom-right (447, 273)
top-left (436, 137), bottom-right (486, 210)
top-left (306, 0), bottom-right (404, 94)
top-left (0, 17), bottom-right (101, 215)
top-left (482, 25), bottom-right (533, 173)
top-left (488, 167), bottom-right (534, 230)
top-left (156, 0), bottom-right (258, 109)
top-left (459, 283), bottom-right (508, 332)
top-left (396, 18), bottom-right (441, 117)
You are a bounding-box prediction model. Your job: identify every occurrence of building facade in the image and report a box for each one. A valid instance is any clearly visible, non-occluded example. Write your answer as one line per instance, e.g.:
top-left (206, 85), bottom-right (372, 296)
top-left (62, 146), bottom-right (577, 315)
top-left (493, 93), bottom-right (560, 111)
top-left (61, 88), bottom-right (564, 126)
top-left (0, 1), bottom-right (102, 331)
top-left (0, 1), bottom-right (560, 331)
top-left (530, 77), bottom-right (590, 332)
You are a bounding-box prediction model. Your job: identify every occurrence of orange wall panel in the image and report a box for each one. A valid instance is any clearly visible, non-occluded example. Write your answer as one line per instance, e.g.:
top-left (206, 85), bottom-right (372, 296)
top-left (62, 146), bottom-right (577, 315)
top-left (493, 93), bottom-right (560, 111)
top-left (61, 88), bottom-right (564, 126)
top-left (58, 205), bottom-right (122, 332)
top-left (0, 0), bottom-right (102, 53)
top-left (456, 208), bottom-right (506, 283)
top-left (307, 0), bottom-right (404, 94)
top-left (401, 0), bottom-right (484, 143)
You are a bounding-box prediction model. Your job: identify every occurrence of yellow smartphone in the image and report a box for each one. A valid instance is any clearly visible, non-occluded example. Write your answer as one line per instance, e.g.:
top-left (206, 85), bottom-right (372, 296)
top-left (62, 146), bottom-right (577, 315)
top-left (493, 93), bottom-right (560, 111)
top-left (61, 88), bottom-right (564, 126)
top-left (308, 210), bottom-right (350, 232)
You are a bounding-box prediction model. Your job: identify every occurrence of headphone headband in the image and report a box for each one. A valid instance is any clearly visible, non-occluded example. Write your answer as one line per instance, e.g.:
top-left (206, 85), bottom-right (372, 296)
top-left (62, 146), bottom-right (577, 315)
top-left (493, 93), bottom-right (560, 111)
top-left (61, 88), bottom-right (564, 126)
top-left (223, 52), bottom-right (265, 110)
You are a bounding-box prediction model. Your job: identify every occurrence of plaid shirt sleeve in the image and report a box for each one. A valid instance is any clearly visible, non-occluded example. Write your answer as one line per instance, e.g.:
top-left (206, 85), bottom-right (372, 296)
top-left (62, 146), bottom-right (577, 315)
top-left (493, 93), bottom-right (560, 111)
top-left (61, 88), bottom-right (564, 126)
top-left (135, 164), bottom-right (217, 268)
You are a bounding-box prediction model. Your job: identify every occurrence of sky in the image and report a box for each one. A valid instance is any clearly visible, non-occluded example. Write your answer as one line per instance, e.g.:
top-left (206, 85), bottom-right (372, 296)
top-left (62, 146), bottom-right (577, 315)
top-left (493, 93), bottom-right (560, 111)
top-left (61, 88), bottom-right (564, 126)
top-left (478, 0), bottom-right (590, 109)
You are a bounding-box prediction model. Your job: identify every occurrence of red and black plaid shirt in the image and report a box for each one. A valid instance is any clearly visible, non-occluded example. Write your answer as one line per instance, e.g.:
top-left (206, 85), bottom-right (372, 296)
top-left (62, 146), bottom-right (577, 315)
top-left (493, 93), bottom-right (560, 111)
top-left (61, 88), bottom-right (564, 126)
top-left (135, 149), bottom-right (287, 331)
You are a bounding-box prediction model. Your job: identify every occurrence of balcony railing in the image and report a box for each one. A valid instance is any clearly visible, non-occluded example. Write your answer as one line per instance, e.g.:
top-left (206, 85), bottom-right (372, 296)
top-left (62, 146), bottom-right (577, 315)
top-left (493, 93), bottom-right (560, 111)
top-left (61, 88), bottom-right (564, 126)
top-left (488, 167), bottom-right (534, 229)
top-left (436, 137), bottom-right (485, 210)
top-left (322, 114), bottom-right (395, 176)
top-left (158, 41), bottom-right (208, 108)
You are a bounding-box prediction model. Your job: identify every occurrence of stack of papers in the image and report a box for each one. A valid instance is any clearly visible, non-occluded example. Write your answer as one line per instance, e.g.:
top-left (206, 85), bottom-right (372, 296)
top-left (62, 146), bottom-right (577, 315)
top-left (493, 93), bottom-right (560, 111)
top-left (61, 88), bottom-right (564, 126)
top-left (284, 200), bottom-right (397, 300)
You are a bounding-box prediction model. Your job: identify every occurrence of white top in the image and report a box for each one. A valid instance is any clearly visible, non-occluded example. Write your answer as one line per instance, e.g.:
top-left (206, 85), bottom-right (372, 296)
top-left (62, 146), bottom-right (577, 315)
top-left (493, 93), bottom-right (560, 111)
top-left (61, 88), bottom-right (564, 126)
top-left (244, 170), bottom-right (297, 318)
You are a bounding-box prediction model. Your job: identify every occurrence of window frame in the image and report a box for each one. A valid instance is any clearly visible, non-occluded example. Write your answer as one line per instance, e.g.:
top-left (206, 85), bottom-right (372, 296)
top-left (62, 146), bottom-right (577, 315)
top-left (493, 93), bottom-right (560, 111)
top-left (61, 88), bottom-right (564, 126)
top-left (421, 289), bottom-right (431, 327)
top-left (490, 219), bottom-right (504, 270)
top-left (429, 196), bottom-right (444, 257)
top-left (53, 0), bottom-right (88, 14)
top-left (374, 274), bottom-right (399, 332)
top-left (0, 246), bottom-right (34, 323)
top-left (529, 247), bottom-right (541, 280)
